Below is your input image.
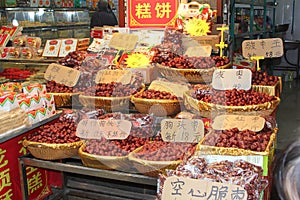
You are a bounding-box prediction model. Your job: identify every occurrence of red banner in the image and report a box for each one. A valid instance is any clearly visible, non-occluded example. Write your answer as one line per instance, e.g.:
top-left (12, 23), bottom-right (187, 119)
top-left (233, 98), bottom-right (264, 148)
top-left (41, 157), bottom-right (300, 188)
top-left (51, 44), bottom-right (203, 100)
top-left (127, 0), bottom-right (178, 28)
top-left (0, 127), bottom-right (62, 200)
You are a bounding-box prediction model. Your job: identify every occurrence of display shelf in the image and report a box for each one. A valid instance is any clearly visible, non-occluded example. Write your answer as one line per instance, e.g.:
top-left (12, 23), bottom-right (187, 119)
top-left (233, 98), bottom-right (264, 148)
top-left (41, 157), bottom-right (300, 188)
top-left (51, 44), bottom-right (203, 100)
top-left (0, 7), bottom-right (90, 41)
top-left (19, 155), bottom-right (157, 200)
top-left (0, 111), bottom-right (61, 143)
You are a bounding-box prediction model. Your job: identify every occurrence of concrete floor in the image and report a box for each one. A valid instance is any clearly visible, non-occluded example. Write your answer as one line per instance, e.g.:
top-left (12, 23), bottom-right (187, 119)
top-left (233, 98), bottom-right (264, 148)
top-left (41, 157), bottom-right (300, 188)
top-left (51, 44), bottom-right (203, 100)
top-left (276, 78), bottom-right (300, 150)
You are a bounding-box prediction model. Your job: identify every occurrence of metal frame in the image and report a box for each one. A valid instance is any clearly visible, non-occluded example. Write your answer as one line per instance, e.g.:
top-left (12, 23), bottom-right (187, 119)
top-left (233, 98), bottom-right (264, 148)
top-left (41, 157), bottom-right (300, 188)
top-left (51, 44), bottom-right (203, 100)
top-left (18, 156), bottom-right (157, 200)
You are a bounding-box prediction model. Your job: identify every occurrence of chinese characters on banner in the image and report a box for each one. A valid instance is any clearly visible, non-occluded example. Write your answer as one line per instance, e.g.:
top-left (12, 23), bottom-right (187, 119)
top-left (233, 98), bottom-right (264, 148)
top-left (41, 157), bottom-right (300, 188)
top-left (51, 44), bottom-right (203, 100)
top-left (0, 129), bottom-right (58, 200)
top-left (128, 0), bottom-right (178, 28)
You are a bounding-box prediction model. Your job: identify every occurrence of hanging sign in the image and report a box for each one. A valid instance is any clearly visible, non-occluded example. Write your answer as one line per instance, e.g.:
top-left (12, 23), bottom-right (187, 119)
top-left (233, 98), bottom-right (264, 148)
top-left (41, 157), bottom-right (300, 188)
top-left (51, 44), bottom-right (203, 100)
top-left (127, 0), bottom-right (178, 28)
top-left (242, 38), bottom-right (283, 59)
top-left (212, 69), bottom-right (252, 90)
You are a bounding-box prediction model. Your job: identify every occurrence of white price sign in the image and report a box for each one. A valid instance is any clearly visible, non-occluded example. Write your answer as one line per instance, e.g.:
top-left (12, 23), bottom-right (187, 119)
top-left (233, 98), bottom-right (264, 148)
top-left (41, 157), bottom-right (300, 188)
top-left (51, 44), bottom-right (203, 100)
top-left (212, 69), bottom-right (252, 90)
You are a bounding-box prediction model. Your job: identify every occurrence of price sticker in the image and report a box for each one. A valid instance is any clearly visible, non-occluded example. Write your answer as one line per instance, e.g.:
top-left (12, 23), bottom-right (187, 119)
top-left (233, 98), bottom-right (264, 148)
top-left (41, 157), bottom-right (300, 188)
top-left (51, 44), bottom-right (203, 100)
top-left (162, 176), bottom-right (247, 200)
top-left (184, 45), bottom-right (212, 57)
top-left (212, 69), bottom-right (252, 90)
top-left (212, 115), bottom-right (265, 132)
top-left (95, 70), bottom-right (132, 84)
top-left (44, 63), bottom-right (80, 87)
top-left (148, 80), bottom-right (190, 99)
top-left (76, 119), bottom-right (131, 140)
top-left (161, 119), bottom-right (204, 143)
top-left (242, 38), bottom-right (283, 59)
top-left (109, 33), bottom-right (138, 50)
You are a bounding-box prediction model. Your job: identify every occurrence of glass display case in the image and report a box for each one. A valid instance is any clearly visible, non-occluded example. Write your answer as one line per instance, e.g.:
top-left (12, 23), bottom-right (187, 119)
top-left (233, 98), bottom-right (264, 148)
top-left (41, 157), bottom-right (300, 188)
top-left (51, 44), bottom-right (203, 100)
top-left (0, 7), bottom-right (90, 45)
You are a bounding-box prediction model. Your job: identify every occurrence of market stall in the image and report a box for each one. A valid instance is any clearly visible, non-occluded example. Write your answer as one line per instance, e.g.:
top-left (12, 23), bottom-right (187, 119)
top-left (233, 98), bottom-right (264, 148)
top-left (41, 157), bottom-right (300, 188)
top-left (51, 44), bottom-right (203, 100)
top-left (0, 0), bottom-right (286, 200)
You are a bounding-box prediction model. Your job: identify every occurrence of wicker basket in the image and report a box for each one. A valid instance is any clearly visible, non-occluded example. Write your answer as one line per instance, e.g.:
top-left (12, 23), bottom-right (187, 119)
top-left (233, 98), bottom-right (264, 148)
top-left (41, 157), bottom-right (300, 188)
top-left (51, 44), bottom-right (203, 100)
top-left (156, 64), bottom-right (215, 83)
top-left (78, 145), bottom-right (131, 171)
top-left (23, 139), bottom-right (83, 160)
top-left (79, 85), bottom-right (145, 112)
top-left (48, 92), bottom-right (81, 108)
top-left (131, 96), bottom-right (183, 116)
top-left (79, 95), bottom-right (132, 112)
top-left (128, 146), bottom-right (182, 177)
top-left (217, 62), bottom-right (232, 69)
top-left (197, 128), bottom-right (278, 156)
top-left (183, 90), bottom-right (281, 118)
top-left (252, 77), bottom-right (282, 97)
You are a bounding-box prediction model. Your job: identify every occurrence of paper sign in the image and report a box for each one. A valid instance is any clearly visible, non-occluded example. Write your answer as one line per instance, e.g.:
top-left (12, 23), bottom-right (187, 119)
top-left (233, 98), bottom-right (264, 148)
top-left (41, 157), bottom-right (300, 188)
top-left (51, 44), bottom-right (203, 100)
top-left (242, 38), bottom-right (283, 59)
top-left (44, 63), bottom-right (80, 87)
top-left (109, 33), bottom-right (138, 50)
top-left (162, 176), bottom-right (247, 200)
top-left (212, 69), bottom-right (252, 90)
top-left (161, 119), bottom-right (204, 143)
top-left (95, 70), bottom-right (132, 84)
top-left (59, 39), bottom-right (78, 57)
top-left (148, 80), bottom-right (190, 98)
top-left (184, 45), bottom-right (212, 57)
top-left (76, 119), bottom-right (131, 140)
top-left (42, 39), bottom-right (62, 57)
top-left (212, 115), bottom-right (265, 132)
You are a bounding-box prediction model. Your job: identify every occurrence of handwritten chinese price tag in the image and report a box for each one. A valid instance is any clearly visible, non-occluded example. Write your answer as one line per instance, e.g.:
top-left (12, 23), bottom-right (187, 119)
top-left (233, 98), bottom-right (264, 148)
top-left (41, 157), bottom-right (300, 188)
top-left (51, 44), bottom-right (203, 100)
top-left (44, 63), bottom-right (80, 87)
top-left (161, 119), bottom-right (204, 143)
top-left (148, 80), bottom-right (189, 99)
top-left (162, 176), bottom-right (247, 200)
top-left (95, 70), bottom-right (132, 84)
top-left (76, 119), bottom-right (101, 138)
top-left (76, 119), bottom-right (131, 139)
top-left (212, 69), bottom-right (252, 90)
top-left (184, 45), bottom-right (212, 57)
top-left (212, 115), bottom-right (265, 132)
top-left (109, 33), bottom-right (138, 50)
top-left (242, 38), bottom-right (283, 59)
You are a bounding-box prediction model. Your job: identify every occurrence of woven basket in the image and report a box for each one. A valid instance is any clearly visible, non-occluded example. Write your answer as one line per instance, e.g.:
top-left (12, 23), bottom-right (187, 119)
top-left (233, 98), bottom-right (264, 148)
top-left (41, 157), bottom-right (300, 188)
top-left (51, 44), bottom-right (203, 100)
top-left (252, 77), bottom-right (282, 97)
top-left (183, 90), bottom-right (281, 118)
top-left (79, 85), bottom-right (145, 112)
top-left (79, 95), bottom-right (131, 112)
top-left (48, 92), bottom-right (81, 108)
top-left (197, 128), bottom-right (278, 156)
top-left (128, 146), bottom-right (182, 177)
top-left (23, 139), bottom-right (83, 160)
top-left (131, 96), bottom-right (183, 116)
top-left (156, 64), bottom-right (215, 83)
top-left (78, 145), bottom-right (131, 171)
top-left (217, 62), bottom-right (232, 69)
